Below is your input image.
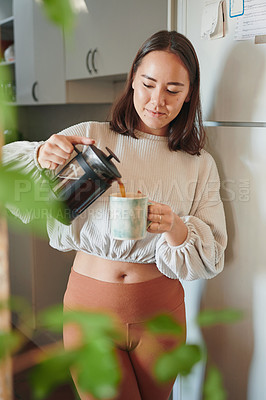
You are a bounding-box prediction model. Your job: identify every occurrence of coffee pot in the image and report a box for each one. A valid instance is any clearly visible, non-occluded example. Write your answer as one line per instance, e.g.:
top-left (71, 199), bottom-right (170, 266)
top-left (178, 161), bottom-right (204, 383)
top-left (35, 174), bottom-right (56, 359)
top-left (44, 144), bottom-right (121, 224)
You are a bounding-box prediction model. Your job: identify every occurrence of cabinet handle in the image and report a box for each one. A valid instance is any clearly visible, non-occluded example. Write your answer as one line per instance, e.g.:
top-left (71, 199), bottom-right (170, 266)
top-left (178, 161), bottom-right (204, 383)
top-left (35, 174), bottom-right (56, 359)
top-left (86, 49), bottom-right (92, 74)
top-left (92, 48), bottom-right (98, 73)
top-left (32, 81), bottom-right (38, 102)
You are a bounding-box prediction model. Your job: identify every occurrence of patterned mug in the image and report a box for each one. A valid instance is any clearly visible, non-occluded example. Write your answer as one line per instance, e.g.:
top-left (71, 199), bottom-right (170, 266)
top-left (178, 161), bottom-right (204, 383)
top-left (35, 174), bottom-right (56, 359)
top-left (109, 193), bottom-right (151, 240)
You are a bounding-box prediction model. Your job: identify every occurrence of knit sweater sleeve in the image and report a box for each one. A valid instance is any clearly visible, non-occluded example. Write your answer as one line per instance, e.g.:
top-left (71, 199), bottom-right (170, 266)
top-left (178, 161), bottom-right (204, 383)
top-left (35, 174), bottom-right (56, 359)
top-left (1, 140), bottom-right (46, 223)
top-left (1, 122), bottom-right (91, 172)
top-left (155, 154), bottom-right (227, 281)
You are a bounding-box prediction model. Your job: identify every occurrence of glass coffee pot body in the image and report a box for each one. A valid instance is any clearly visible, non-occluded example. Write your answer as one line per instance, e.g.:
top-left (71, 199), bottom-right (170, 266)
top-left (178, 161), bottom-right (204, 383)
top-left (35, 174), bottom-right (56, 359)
top-left (48, 145), bottom-right (121, 223)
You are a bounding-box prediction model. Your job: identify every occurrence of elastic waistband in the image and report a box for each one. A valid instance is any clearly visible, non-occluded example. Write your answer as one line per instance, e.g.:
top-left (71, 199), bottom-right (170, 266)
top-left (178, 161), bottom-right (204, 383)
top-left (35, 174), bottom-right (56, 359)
top-left (64, 268), bottom-right (184, 323)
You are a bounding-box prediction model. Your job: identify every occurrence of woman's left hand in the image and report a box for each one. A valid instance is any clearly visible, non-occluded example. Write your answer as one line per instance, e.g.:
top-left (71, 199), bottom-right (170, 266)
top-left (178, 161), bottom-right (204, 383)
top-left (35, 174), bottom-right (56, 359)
top-left (147, 200), bottom-right (188, 246)
top-left (147, 201), bottom-right (174, 234)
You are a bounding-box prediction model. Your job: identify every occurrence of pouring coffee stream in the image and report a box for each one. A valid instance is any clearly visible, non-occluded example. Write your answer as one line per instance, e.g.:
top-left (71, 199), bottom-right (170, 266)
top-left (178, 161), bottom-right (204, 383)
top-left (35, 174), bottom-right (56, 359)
top-left (118, 180), bottom-right (126, 198)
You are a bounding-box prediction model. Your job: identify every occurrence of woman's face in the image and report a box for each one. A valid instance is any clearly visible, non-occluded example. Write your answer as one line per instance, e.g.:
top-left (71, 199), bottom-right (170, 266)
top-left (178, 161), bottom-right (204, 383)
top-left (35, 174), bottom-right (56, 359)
top-left (132, 50), bottom-right (191, 136)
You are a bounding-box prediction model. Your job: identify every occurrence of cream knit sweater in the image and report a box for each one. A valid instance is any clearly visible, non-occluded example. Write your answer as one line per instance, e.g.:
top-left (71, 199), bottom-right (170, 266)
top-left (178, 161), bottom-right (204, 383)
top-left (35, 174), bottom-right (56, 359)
top-left (2, 121), bottom-right (227, 280)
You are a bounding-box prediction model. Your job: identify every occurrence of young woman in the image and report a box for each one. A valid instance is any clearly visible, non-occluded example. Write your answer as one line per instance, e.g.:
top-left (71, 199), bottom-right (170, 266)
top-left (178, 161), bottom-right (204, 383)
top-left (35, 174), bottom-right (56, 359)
top-left (3, 31), bottom-right (227, 400)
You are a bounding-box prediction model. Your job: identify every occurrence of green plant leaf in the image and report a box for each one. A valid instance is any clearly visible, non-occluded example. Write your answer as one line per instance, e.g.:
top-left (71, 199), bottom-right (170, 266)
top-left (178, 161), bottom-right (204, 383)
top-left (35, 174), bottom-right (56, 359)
top-left (2, 296), bottom-right (32, 325)
top-left (76, 340), bottom-right (121, 399)
top-left (197, 309), bottom-right (243, 327)
top-left (63, 309), bottom-right (121, 340)
top-left (29, 348), bottom-right (76, 400)
top-left (41, 0), bottom-right (75, 31)
top-left (154, 343), bottom-right (202, 382)
top-left (36, 306), bottom-right (122, 399)
top-left (203, 366), bottom-right (227, 400)
top-left (145, 314), bottom-right (183, 336)
top-left (40, 305), bottom-right (120, 337)
top-left (0, 164), bottom-right (69, 233)
top-left (0, 330), bottom-right (23, 360)
top-left (29, 335), bottom-right (121, 400)
top-left (0, 67), bottom-right (17, 130)
top-left (38, 304), bottom-right (64, 333)
top-left (0, 297), bottom-right (34, 346)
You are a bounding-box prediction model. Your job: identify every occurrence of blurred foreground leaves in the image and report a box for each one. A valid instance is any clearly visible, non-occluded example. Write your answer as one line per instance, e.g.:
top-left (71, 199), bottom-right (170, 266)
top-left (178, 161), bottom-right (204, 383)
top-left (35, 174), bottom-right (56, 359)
top-left (0, 297), bottom-right (36, 361)
top-left (155, 343), bottom-right (202, 382)
top-left (204, 366), bottom-right (227, 400)
top-left (1, 296), bottom-right (243, 399)
top-left (41, 0), bottom-right (75, 31)
top-left (0, 163), bottom-right (68, 235)
top-left (0, 65), bottom-right (16, 131)
top-left (31, 306), bottom-right (122, 400)
top-left (0, 331), bottom-right (22, 360)
top-left (145, 313), bottom-right (183, 336)
top-left (197, 308), bottom-right (244, 327)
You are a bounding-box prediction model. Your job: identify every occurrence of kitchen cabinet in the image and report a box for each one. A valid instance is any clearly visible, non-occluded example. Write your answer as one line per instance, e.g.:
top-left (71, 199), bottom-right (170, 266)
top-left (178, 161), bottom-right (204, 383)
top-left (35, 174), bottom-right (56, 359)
top-left (1, 0), bottom-right (174, 105)
top-left (13, 0), bottom-right (65, 105)
top-left (65, 0), bottom-right (168, 80)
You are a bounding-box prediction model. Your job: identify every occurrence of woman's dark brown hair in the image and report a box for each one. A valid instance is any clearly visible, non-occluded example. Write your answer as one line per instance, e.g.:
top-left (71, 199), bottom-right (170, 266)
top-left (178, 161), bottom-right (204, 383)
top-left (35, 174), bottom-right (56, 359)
top-left (110, 30), bottom-right (206, 155)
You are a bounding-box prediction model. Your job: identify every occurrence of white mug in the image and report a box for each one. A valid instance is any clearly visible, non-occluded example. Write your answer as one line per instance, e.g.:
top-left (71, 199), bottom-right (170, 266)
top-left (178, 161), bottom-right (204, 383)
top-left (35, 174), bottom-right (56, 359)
top-left (109, 193), bottom-right (151, 240)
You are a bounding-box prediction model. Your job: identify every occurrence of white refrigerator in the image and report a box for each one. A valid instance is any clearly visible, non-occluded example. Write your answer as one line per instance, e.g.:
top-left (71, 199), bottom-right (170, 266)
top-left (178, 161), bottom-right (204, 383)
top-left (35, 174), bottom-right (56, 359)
top-left (172, 1), bottom-right (266, 399)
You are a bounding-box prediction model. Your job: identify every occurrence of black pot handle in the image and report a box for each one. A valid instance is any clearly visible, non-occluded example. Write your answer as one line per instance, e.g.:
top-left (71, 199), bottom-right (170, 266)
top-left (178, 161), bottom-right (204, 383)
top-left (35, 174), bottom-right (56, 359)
top-left (86, 49), bottom-right (92, 74)
top-left (32, 81), bottom-right (38, 102)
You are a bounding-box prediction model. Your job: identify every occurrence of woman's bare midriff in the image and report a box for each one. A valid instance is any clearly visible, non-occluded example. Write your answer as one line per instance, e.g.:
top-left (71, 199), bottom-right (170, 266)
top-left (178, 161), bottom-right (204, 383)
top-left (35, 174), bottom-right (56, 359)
top-left (73, 251), bottom-right (163, 283)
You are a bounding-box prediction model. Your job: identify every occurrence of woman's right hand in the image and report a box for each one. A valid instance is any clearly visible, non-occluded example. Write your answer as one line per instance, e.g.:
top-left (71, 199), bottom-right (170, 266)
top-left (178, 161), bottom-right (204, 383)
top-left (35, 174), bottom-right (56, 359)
top-left (37, 134), bottom-right (95, 170)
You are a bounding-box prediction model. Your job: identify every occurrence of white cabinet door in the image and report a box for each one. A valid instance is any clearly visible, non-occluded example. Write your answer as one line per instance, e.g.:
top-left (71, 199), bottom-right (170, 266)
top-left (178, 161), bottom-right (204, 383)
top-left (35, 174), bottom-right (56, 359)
top-left (13, 0), bottom-right (65, 105)
top-left (65, 0), bottom-right (168, 80)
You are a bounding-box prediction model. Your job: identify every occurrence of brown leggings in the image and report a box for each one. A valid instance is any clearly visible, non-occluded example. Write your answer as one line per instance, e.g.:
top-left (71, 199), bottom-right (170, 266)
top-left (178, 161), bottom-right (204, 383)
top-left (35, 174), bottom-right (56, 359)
top-left (63, 268), bottom-right (186, 400)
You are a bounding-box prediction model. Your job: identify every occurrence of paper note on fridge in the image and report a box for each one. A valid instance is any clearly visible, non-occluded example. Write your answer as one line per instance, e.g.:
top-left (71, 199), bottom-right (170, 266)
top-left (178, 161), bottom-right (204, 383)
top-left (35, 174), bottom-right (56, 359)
top-left (234, 0), bottom-right (266, 41)
top-left (201, 0), bottom-right (225, 40)
top-left (229, 0), bottom-right (244, 18)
